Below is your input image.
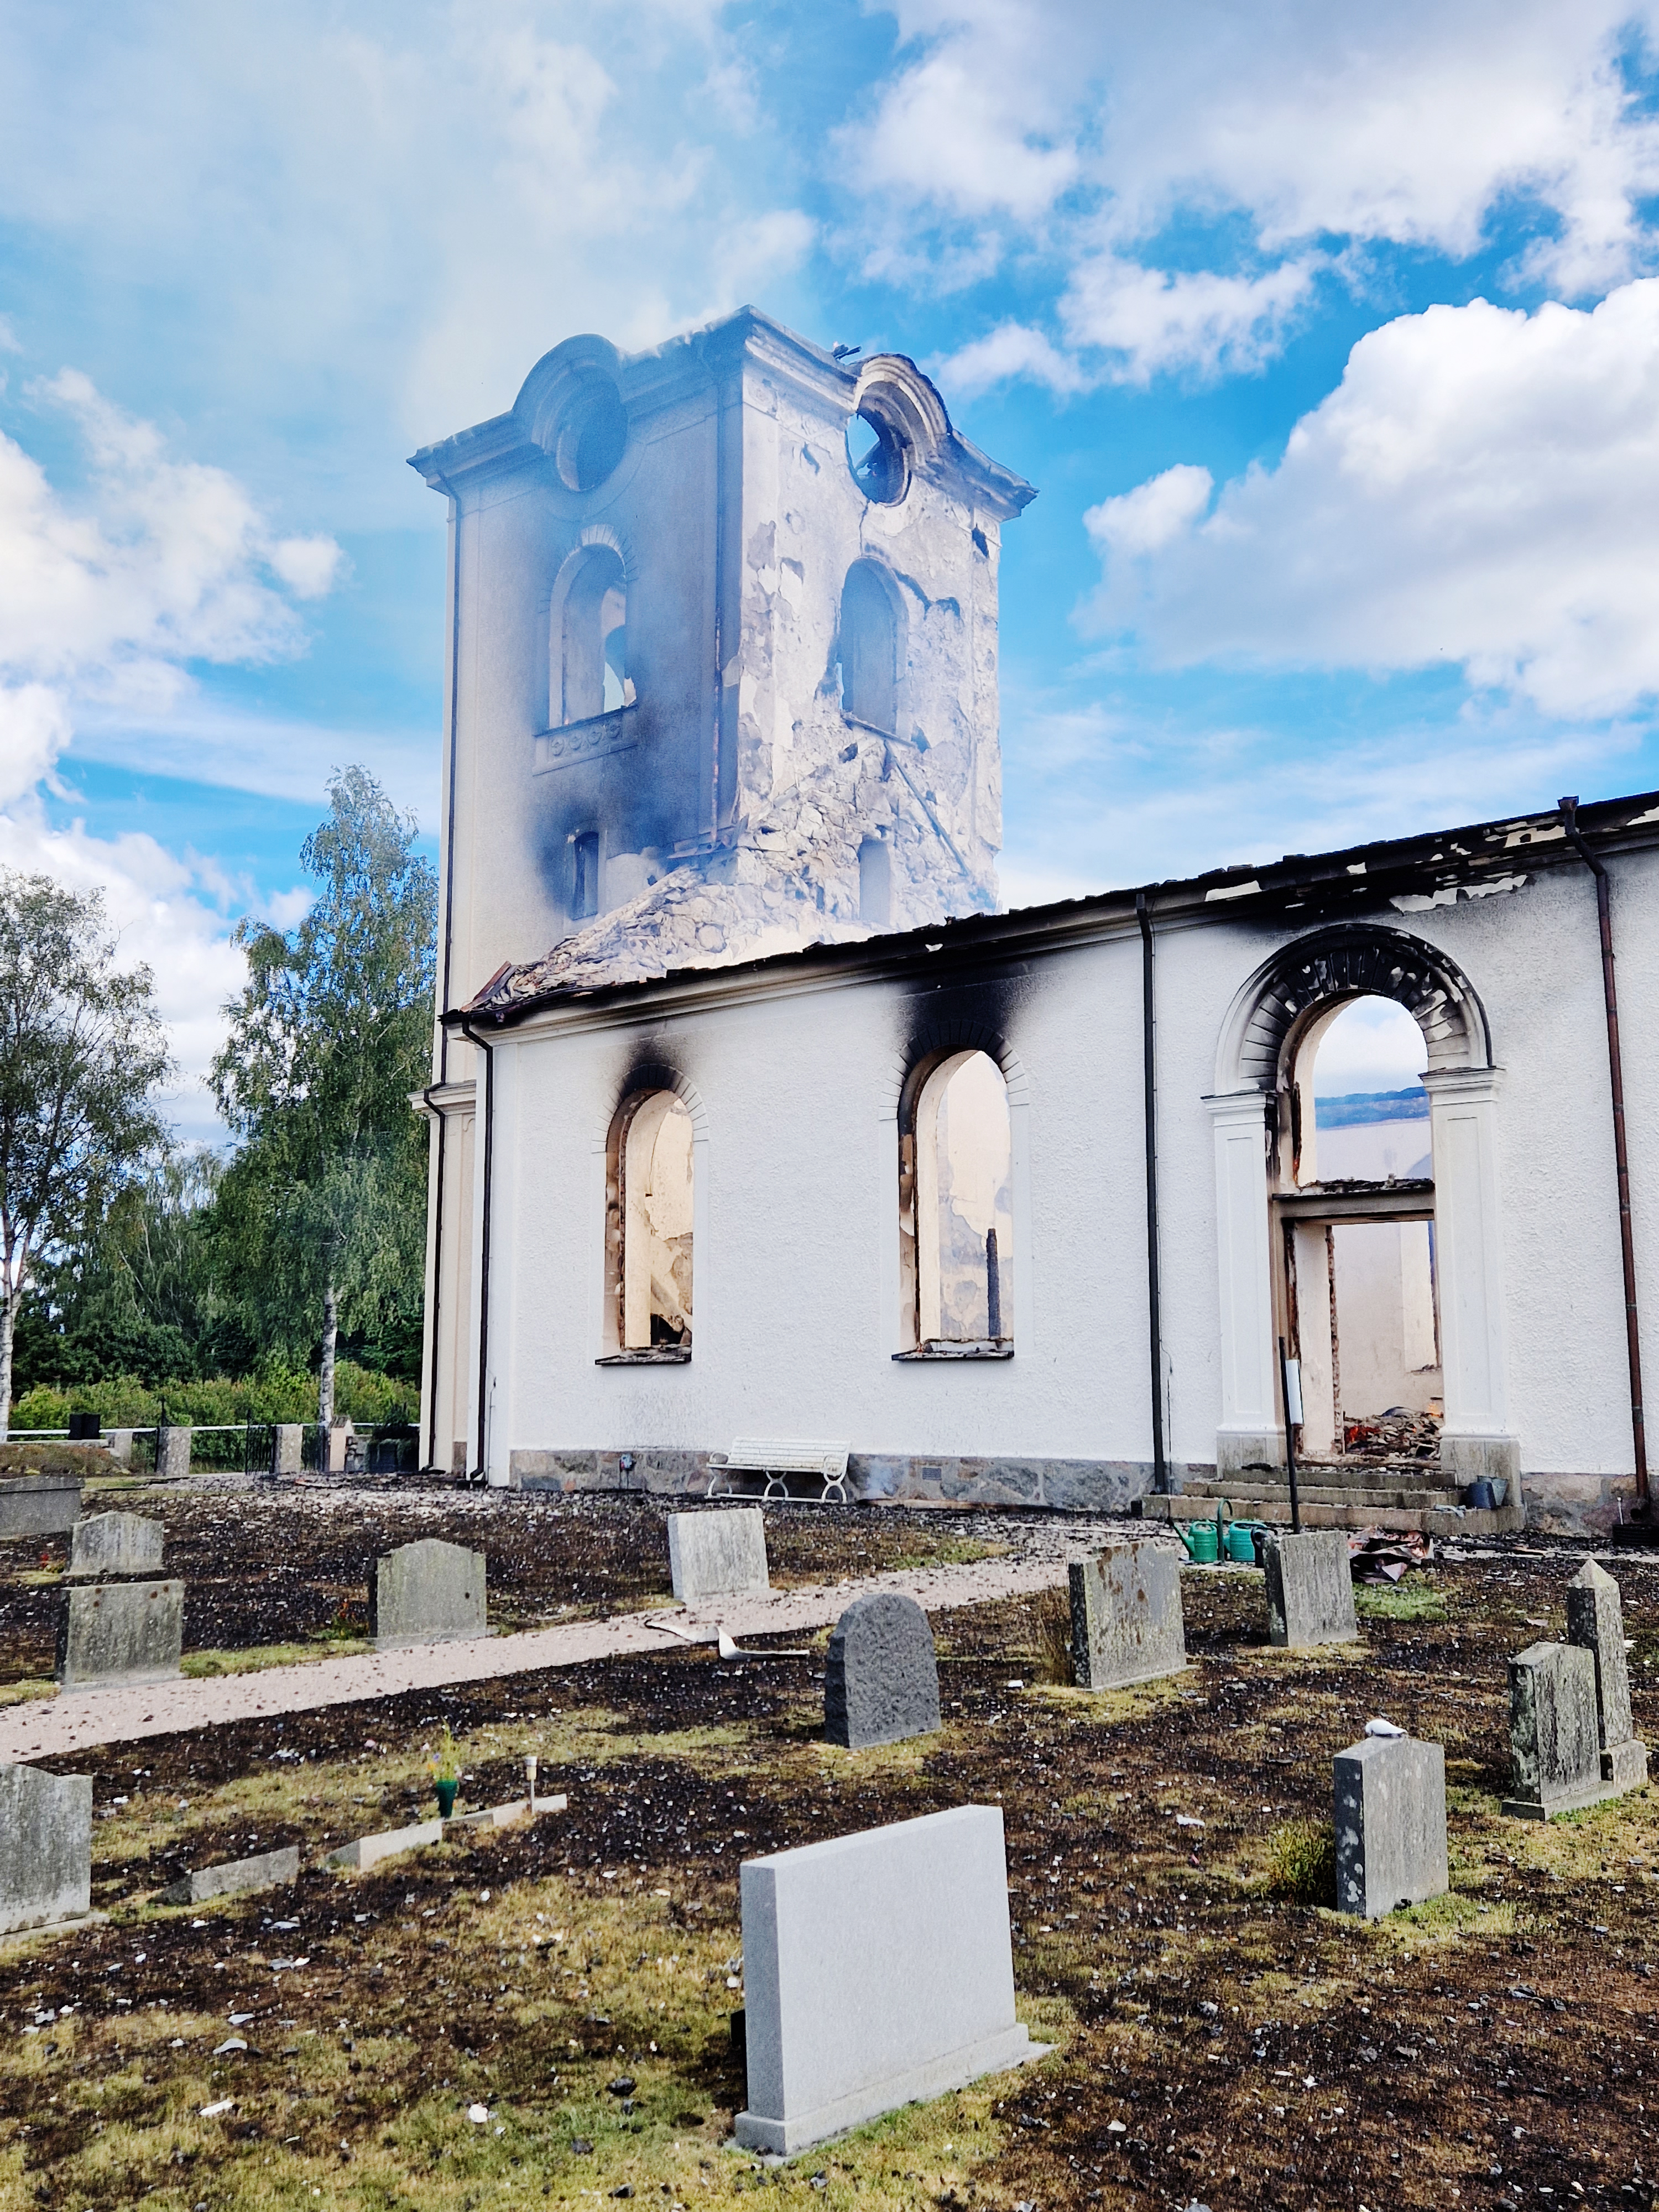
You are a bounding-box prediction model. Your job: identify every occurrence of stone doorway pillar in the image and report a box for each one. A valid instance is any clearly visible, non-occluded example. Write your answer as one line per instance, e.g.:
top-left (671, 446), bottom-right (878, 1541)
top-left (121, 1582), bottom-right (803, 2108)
top-left (1205, 1091), bottom-right (1283, 1477)
top-left (1422, 1065), bottom-right (1519, 1491)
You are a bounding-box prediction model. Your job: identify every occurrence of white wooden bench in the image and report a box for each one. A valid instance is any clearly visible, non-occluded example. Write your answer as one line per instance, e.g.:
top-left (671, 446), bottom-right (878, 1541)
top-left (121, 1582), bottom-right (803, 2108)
top-left (706, 1438), bottom-right (852, 1505)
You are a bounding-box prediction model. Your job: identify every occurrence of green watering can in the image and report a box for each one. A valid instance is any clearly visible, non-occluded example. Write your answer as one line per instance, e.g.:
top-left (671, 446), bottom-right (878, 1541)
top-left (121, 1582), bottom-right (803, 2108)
top-left (1180, 1500), bottom-right (1232, 1564)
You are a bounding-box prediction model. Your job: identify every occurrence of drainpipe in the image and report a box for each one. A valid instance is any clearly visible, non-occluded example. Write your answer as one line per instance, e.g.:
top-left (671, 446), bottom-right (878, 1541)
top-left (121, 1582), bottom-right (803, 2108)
top-left (457, 1018), bottom-right (497, 1487)
top-left (1558, 797), bottom-right (1648, 1507)
top-left (419, 1085), bottom-right (447, 1474)
top-left (1136, 894), bottom-right (1168, 1494)
top-left (418, 473), bottom-right (466, 1474)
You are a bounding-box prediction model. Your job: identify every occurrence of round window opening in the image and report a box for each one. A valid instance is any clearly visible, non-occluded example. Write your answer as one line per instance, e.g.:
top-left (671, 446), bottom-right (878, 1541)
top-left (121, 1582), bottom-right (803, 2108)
top-left (846, 406), bottom-right (907, 504)
top-left (555, 380), bottom-right (628, 493)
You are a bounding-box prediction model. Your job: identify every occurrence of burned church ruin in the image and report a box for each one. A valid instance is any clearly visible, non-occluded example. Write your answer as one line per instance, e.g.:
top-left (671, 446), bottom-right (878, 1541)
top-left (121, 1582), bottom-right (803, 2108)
top-left (414, 307), bottom-right (1659, 1539)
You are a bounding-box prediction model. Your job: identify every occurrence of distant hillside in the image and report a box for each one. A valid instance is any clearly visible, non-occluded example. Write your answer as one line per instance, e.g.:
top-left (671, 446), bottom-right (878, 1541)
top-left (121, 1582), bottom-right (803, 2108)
top-left (1314, 1085), bottom-right (1428, 1128)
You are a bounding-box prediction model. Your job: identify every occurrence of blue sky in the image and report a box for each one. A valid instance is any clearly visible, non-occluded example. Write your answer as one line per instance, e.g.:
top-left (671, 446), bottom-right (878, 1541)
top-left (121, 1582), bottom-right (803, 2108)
top-left (6, 0), bottom-right (1659, 1130)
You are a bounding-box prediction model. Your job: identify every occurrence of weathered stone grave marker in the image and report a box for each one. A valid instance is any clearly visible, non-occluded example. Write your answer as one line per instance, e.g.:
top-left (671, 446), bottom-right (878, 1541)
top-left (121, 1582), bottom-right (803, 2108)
top-left (666, 1507), bottom-right (769, 1605)
top-left (1263, 1529), bottom-right (1358, 1648)
top-left (734, 1804), bottom-right (1040, 2154)
top-left (1068, 1540), bottom-right (1186, 1688)
top-left (824, 1591), bottom-right (941, 1749)
top-left (0, 1763), bottom-right (93, 1933)
top-left (369, 1539), bottom-right (486, 1650)
top-left (1333, 1734), bottom-right (1448, 1918)
top-left (1567, 1559), bottom-right (1648, 1793)
top-left (66, 1511), bottom-right (165, 1582)
top-left (56, 1580), bottom-right (185, 1690)
top-left (162, 1844), bottom-right (300, 1906)
top-left (270, 1425), bottom-right (304, 1479)
top-left (0, 1474), bottom-right (82, 1540)
top-left (1505, 1640), bottom-right (1613, 1818)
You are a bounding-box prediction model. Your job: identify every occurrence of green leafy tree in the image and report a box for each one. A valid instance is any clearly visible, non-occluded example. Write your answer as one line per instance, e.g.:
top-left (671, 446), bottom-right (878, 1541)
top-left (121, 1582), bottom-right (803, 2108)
top-left (211, 766), bottom-right (437, 1427)
top-left (0, 873), bottom-right (173, 1436)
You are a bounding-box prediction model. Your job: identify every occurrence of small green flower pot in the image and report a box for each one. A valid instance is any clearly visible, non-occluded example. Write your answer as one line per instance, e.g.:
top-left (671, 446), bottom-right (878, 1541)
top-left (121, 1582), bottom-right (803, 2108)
top-left (435, 1780), bottom-right (458, 1819)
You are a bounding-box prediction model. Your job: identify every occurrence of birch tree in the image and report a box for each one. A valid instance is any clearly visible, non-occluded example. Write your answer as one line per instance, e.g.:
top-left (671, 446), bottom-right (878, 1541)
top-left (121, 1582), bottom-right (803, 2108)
top-left (0, 873), bottom-right (171, 1436)
top-left (211, 767), bottom-right (436, 1428)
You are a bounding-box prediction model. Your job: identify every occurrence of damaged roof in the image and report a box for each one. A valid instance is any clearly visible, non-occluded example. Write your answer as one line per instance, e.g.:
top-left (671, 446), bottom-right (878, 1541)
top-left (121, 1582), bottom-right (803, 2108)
top-left (453, 783), bottom-right (1659, 1033)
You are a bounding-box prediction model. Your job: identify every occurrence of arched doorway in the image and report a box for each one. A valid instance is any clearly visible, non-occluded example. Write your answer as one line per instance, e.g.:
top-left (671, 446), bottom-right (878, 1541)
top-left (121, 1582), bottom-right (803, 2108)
top-left (1207, 924), bottom-right (1516, 1494)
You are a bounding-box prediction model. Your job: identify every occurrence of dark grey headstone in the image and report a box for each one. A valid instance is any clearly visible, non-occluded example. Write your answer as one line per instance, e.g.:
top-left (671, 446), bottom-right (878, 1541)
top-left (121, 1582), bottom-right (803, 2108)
top-left (66, 1511), bottom-right (165, 1581)
top-left (1334, 1735), bottom-right (1448, 1918)
top-left (1262, 1530), bottom-right (1357, 1648)
top-left (370, 1539), bottom-right (486, 1650)
top-left (1505, 1640), bottom-right (1612, 1818)
top-left (161, 1844), bottom-right (300, 1905)
top-left (1567, 1559), bottom-right (1648, 1789)
top-left (1068, 1542), bottom-right (1185, 1689)
top-left (56, 1579), bottom-right (184, 1689)
top-left (825, 1592), bottom-right (941, 1750)
top-left (0, 1764), bottom-right (92, 1932)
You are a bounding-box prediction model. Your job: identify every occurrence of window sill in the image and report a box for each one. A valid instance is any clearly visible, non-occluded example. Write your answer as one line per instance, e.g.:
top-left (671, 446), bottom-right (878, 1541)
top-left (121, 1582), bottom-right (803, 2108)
top-left (595, 1347), bottom-right (691, 1366)
top-left (893, 1339), bottom-right (1014, 1362)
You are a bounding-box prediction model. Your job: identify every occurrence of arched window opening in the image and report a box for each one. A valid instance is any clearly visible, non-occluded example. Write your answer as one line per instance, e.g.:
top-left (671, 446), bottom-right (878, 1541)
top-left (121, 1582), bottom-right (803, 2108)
top-left (845, 405), bottom-right (907, 504)
top-left (1281, 994), bottom-right (1437, 1462)
top-left (606, 1092), bottom-right (693, 1355)
top-left (571, 830), bottom-right (600, 921)
top-left (900, 1050), bottom-right (1012, 1353)
top-left (554, 545), bottom-right (632, 727)
top-left (837, 561), bottom-right (898, 735)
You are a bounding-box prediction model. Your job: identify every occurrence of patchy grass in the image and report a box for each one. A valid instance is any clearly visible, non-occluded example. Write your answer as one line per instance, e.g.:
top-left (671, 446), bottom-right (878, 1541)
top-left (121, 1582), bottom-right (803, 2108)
top-left (181, 1637), bottom-right (374, 1677)
top-left (0, 1675), bottom-right (56, 1707)
top-left (1265, 1818), bottom-right (1338, 1906)
top-left (1354, 1573), bottom-right (1449, 1623)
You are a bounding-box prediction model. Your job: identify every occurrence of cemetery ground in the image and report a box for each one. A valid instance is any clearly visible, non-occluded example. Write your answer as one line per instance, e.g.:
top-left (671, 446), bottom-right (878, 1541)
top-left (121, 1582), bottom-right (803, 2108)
top-left (0, 1512), bottom-right (1656, 2210)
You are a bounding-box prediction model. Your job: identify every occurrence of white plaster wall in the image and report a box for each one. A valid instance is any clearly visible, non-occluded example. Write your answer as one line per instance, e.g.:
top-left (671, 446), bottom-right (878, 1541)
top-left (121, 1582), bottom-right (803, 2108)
top-left (470, 847), bottom-right (1659, 1488)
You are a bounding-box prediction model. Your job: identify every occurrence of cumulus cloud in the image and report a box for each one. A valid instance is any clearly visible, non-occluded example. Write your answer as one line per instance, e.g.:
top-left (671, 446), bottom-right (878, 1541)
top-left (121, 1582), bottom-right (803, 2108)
top-left (1082, 278), bottom-right (1659, 719)
top-left (0, 375), bottom-right (346, 1126)
top-left (931, 321), bottom-right (1091, 399)
top-left (849, 1), bottom-right (1659, 386)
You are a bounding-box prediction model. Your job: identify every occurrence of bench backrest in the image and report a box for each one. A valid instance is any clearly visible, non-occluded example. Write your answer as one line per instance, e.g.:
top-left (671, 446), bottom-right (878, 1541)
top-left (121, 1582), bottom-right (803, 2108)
top-left (727, 1438), bottom-right (851, 1477)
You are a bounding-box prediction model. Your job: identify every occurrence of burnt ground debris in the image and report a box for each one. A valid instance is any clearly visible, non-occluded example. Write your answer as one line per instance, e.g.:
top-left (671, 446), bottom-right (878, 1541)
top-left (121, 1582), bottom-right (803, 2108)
top-left (0, 1504), bottom-right (1655, 2209)
top-left (0, 1488), bottom-right (1008, 1685)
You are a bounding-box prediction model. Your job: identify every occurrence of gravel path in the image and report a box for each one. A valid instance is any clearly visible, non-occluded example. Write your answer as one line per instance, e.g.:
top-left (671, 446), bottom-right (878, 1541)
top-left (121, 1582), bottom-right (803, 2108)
top-left (0, 1527), bottom-right (1151, 1762)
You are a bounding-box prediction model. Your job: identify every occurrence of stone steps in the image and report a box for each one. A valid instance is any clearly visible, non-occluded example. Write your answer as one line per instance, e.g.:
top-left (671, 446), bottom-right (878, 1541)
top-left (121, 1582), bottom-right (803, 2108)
top-left (1136, 1489), bottom-right (1525, 1537)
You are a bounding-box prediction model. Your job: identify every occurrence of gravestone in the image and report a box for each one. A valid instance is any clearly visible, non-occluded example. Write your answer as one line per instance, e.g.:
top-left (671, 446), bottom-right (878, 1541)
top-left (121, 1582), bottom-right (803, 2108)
top-left (735, 1804), bottom-right (1040, 2154)
top-left (161, 1844), bottom-right (299, 1905)
top-left (107, 1430), bottom-right (135, 1468)
top-left (666, 1508), bottom-right (769, 1605)
top-left (1068, 1541), bottom-right (1186, 1688)
top-left (369, 1539), bottom-right (486, 1650)
top-left (56, 1580), bottom-right (184, 1689)
top-left (0, 1764), bottom-right (93, 1933)
top-left (270, 1425), bottom-right (304, 1478)
top-left (1262, 1530), bottom-right (1358, 1648)
top-left (66, 1511), bottom-right (165, 1582)
top-left (1567, 1559), bottom-right (1649, 1792)
top-left (1505, 1640), bottom-right (1612, 1818)
top-left (824, 1592), bottom-right (941, 1749)
top-left (1333, 1734), bottom-right (1448, 1918)
top-left (156, 1425), bottom-right (191, 1480)
top-left (0, 1475), bottom-right (82, 1540)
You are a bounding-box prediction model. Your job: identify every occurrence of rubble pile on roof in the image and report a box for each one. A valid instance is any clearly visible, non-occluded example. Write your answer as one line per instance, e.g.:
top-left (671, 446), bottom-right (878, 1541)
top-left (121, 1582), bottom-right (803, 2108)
top-left (468, 863), bottom-right (874, 1014)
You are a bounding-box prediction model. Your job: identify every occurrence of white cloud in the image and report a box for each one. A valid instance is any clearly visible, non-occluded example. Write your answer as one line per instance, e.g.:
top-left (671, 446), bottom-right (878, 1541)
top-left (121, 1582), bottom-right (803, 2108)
top-left (1059, 253), bottom-right (1321, 383)
top-left (0, 5), bottom-right (818, 513)
top-left (1083, 278), bottom-right (1659, 719)
top-left (1086, 463), bottom-right (1212, 557)
top-left (847, 2), bottom-right (1659, 386)
top-left (0, 374), bottom-right (349, 1134)
top-left (931, 320), bottom-right (1091, 398)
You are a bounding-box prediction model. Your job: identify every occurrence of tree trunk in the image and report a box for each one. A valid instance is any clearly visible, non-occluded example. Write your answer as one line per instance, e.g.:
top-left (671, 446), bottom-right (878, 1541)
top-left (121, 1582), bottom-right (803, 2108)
top-left (318, 1284), bottom-right (338, 1432)
top-left (0, 1290), bottom-right (13, 1446)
